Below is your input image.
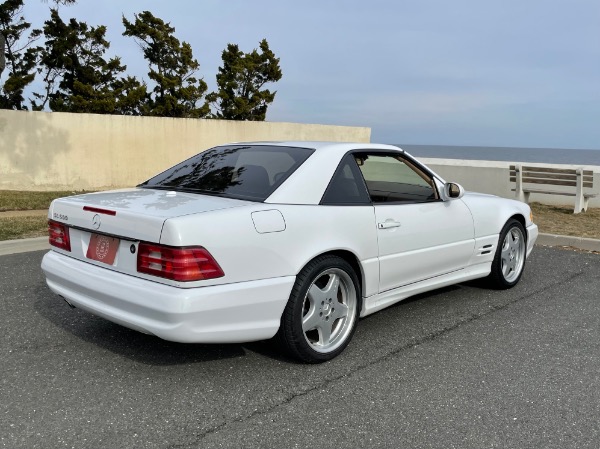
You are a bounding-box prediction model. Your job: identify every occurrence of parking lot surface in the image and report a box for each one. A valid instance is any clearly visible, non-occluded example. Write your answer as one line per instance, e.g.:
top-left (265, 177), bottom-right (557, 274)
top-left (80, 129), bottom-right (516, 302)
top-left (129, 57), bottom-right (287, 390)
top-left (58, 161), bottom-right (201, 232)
top-left (1, 246), bottom-right (599, 448)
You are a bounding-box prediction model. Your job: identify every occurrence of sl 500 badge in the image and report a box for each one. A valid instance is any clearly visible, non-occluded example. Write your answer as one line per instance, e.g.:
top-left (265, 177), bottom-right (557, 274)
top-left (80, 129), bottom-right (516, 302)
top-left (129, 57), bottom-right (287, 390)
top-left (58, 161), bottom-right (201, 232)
top-left (53, 213), bottom-right (68, 221)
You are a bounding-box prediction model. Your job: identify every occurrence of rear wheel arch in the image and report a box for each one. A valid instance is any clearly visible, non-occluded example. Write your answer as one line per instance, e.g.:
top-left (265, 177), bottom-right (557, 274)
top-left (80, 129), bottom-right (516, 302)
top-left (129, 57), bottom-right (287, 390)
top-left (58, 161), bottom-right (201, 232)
top-left (325, 250), bottom-right (364, 293)
top-left (299, 249), bottom-right (364, 294)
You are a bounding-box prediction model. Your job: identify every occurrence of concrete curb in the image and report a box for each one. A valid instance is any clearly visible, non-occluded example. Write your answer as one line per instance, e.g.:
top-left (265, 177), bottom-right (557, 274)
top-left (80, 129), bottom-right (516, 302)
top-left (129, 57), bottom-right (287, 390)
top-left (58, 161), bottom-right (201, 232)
top-left (535, 233), bottom-right (600, 252)
top-left (0, 237), bottom-right (50, 256)
top-left (1, 233), bottom-right (599, 258)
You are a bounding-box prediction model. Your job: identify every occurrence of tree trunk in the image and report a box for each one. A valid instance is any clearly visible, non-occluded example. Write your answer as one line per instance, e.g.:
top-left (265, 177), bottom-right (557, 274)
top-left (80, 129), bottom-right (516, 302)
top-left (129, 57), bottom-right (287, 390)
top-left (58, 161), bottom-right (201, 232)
top-left (0, 33), bottom-right (6, 76)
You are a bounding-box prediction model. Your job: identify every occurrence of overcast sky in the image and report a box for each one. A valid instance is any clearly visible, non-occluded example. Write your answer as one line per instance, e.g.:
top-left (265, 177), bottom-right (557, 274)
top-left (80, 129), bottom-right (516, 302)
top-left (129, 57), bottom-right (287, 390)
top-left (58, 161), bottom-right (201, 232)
top-left (22, 0), bottom-right (600, 149)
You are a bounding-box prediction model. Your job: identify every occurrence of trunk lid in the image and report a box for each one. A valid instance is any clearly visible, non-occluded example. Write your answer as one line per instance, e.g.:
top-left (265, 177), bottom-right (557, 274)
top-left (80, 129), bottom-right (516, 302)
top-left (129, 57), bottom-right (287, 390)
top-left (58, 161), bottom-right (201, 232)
top-left (49, 188), bottom-right (250, 242)
top-left (48, 188), bottom-right (252, 284)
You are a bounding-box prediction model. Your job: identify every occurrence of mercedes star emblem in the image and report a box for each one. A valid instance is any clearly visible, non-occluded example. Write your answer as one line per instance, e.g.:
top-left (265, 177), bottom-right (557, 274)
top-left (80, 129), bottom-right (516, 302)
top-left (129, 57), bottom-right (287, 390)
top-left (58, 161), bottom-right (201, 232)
top-left (92, 214), bottom-right (101, 230)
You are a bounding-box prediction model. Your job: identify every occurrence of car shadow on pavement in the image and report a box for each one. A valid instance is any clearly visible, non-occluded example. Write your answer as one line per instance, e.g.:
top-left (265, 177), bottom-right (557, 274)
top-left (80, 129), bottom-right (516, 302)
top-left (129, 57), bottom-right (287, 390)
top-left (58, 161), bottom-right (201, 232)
top-left (31, 281), bottom-right (481, 367)
top-left (32, 284), bottom-right (265, 366)
top-left (361, 284), bottom-right (463, 318)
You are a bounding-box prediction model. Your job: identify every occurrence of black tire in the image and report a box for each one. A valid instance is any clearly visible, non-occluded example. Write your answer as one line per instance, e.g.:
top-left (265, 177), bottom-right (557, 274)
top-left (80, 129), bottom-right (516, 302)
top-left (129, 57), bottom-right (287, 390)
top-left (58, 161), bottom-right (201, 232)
top-left (277, 255), bottom-right (361, 363)
top-left (487, 218), bottom-right (527, 289)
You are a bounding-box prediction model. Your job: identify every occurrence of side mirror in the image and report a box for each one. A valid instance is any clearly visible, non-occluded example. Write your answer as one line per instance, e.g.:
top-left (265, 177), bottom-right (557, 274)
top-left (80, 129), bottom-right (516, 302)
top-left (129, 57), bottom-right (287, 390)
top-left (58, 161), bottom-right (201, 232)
top-left (444, 182), bottom-right (465, 200)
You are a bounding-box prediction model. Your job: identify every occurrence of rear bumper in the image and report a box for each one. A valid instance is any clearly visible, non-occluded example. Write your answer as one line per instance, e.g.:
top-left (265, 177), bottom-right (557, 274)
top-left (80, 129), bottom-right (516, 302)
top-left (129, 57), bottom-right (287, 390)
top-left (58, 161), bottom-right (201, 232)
top-left (41, 251), bottom-right (295, 343)
top-left (526, 223), bottom-right (538, 257)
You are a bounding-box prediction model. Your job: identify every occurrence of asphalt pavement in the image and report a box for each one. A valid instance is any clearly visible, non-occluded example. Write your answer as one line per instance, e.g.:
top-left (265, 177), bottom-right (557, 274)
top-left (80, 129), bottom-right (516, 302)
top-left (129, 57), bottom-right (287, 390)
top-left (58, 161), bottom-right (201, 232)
top-left (1, 247), bottom-right (599, 448)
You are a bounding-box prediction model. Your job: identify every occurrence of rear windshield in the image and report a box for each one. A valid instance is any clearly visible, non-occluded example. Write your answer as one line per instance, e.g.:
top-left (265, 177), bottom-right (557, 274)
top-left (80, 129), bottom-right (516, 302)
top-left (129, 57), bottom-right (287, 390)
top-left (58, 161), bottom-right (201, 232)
top-left (138, 145), bottom-right (314, 201)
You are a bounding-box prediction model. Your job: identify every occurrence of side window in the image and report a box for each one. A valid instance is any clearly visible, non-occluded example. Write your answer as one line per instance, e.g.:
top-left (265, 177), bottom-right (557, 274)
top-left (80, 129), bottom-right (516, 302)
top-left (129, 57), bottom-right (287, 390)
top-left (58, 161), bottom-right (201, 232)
top-left (321, 154), bottom-right (371, 205)
top-left (355, 153), bottom-right (439, 203)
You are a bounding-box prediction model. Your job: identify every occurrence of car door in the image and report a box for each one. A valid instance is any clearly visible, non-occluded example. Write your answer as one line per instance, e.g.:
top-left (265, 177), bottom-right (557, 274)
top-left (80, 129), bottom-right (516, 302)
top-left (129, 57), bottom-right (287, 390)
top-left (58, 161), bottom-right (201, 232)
top-left (354, 151), bottom-right (475, 292)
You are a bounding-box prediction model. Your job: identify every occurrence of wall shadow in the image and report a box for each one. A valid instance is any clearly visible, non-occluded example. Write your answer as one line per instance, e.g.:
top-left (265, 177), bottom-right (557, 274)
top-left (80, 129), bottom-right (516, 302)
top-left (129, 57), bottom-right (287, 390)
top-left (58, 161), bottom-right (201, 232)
top-left (0, 110), bottom-right (71, 184)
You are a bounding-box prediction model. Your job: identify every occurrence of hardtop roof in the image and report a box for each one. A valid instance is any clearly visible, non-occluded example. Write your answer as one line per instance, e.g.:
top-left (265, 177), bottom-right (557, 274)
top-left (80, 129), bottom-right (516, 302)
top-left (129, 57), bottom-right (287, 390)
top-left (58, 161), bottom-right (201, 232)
top-left (219, 141), bottom-right (405, 152)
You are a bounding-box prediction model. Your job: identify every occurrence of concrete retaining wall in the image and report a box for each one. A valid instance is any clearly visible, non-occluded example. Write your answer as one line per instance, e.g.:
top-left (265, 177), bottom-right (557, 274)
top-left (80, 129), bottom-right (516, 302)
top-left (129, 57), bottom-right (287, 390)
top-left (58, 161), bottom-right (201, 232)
top-left (1, 109), bottom-right (598, 209)
top-left (419, 157), bottom-right (600, 208)
top-left (0, 109), bottom-right (371, 191)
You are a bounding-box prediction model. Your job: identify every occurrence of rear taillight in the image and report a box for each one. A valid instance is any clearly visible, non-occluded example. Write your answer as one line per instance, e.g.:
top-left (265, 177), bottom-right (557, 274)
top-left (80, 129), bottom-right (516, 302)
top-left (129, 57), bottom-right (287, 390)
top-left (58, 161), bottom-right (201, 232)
top-left (137, 243), bottom-right (224, 282)
top-left (48, 220), bottom-right (71, 251)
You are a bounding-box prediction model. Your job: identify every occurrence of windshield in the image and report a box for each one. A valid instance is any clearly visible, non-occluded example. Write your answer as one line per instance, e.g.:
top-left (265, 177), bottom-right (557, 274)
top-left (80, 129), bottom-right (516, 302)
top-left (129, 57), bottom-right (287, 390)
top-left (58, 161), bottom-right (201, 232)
top-left (138, 145), bottom-right (314, 201)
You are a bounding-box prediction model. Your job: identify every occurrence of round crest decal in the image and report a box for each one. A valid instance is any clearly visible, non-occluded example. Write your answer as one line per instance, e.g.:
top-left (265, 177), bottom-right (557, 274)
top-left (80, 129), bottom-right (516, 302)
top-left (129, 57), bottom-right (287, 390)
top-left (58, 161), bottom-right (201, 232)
top-left (95, 235), bottom-right (111, 260)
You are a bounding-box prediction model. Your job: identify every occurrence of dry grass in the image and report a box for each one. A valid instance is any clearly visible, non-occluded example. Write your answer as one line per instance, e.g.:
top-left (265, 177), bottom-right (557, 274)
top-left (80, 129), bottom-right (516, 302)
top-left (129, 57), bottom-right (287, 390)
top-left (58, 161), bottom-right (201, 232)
top-left (0, 190), bottom-right (94, 241)
top-left (0, 190), bottom-right (599, 241)
top-left (530, 202), bottom-right (600, 239)
top-left (0, 216), bottom-right (48, 241)
top-left (0, 190), bottom-right (92, 212)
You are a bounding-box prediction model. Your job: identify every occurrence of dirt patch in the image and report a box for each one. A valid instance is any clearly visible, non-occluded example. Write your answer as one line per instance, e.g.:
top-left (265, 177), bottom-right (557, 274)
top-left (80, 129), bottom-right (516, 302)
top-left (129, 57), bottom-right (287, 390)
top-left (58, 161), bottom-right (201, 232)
top-left (530, 202), bottom-right (600, 240)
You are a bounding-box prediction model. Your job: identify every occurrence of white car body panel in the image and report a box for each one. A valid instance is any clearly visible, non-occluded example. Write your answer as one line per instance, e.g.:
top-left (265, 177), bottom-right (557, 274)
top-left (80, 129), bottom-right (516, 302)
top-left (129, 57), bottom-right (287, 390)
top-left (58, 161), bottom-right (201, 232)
top-left (375, 200), bottom-right (475, 291)
top-left (363, 263), bottom-right (492, 316)
top-left (49, 188), bottom-right (251, 242)
top-left (159, 204), bottom-right (380, 293)
top-left (42, 251), bottom-right (294, 342)
top-left (41, 141), bottom-right (539, 344)
top-left (460, 192), bottom-right (533, 237)
top-left (460, 191), bottom-right (538, 259)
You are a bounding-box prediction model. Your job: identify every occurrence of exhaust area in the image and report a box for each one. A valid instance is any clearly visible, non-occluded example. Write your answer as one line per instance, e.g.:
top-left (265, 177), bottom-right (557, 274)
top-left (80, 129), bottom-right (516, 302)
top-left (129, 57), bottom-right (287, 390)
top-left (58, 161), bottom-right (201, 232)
top-left (59, 295), bottom-right (76, 309)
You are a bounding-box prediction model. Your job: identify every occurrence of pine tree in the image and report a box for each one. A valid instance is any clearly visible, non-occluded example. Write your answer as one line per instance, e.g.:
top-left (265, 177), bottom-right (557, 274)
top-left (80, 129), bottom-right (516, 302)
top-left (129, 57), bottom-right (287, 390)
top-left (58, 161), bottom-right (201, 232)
top-left (207, 39), bottom-right (282, 121)
top-left (122, 11), bottom-right (209, 118)
top-left (0, 0), bottom-right (42, 110)
top-left (32, 9), bottom-right (146, 114)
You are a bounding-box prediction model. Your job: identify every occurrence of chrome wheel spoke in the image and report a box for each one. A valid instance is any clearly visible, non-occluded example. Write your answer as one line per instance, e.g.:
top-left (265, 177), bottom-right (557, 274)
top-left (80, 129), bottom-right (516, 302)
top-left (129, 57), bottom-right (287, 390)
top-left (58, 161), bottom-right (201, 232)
top-left (501, 249), bottom-right (511, 265)
top-left (502, 256), bottom-right (515, 276)
top-left (302, 305), bottom-right (321, 332)
top-left (322, 274), bottom-right (340, 299)
top-left (318, 320), bottom-right (333, 345)
top-left (510, 233), bottom-right (520, 252)
top-left (330, 301), bottom-right (348, 321)
top-left (308, 283), bottom-right (327, 304)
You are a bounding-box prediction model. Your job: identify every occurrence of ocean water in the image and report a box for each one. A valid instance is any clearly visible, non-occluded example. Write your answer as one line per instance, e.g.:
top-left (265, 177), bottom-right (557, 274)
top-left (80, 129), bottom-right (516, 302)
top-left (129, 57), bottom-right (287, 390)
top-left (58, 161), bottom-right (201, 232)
top-left (397, 144), bottom-right (600, 166)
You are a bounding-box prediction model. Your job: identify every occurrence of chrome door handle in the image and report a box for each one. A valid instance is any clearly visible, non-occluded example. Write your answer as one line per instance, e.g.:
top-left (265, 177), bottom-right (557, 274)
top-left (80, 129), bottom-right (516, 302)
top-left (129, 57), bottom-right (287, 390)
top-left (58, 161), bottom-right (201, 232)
top-left (378, 220), bottom-right (401, 229)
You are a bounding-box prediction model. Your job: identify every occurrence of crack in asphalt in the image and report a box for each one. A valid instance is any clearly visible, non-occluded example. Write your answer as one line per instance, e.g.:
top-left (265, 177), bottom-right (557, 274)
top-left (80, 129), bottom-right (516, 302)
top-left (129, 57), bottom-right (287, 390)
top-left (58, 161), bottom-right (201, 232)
top-left (169, 270), bottom-right (587, 448)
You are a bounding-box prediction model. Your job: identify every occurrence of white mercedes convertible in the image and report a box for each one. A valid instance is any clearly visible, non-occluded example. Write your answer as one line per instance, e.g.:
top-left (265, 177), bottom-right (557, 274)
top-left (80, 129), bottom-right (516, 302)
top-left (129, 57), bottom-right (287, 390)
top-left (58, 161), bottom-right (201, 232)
top-left (42, 142), bottom-right (538, 362)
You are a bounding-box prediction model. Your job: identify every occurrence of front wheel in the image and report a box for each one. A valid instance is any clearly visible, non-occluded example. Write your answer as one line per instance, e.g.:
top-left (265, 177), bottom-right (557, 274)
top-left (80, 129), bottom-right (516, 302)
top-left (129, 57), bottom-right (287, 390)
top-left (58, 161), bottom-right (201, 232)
top-left (486, 219), bottom-right (527, 289)
top-left (277, 255), bottom-right (361, 363)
